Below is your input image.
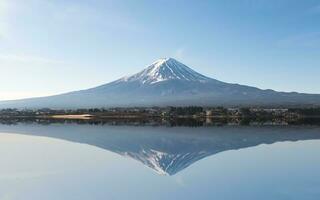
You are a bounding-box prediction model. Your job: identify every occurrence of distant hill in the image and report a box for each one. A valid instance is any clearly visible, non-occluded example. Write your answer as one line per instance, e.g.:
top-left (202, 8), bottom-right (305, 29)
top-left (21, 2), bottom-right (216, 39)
top-left (1, 58), bottom-right (320, 108)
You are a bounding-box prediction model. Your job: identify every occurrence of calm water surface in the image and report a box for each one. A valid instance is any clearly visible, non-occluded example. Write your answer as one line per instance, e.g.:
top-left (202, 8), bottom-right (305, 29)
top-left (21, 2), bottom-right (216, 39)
top-left (0, 123), bottom-right (320, 200)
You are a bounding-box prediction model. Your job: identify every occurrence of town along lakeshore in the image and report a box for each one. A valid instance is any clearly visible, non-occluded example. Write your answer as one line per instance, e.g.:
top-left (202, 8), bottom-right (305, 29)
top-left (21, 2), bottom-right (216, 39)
top-left (1, 107), bottom-right (320, 127)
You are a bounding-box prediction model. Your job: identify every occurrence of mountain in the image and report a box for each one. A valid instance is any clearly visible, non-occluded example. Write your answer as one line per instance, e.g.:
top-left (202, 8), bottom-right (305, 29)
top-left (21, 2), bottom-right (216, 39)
top-left (1, 124), bottom-right (320, 175)
top-left (1, 57), bottom-right (320, 108)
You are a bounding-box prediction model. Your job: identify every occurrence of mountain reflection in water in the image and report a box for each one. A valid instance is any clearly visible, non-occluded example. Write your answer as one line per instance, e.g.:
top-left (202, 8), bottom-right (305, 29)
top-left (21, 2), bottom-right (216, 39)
top-left (0, 123), bottom-right (319, 175)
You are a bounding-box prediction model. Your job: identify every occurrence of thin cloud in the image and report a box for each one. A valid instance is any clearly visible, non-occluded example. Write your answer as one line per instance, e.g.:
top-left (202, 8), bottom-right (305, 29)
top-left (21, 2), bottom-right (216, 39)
top-left (242, 0), bottom-right (285, 10)
top-left (173, 47), bottom-right (186, 60)
top-left (50, 1), bottom-right (144, 32)
top-left (309, 4), bottom-right (320, 14)
top-left (0, 54), bottom-right (64, 64)
top-left (0, 0), bottom-right (10, 39)
top-left (277, 32), bottom-right (320, 49)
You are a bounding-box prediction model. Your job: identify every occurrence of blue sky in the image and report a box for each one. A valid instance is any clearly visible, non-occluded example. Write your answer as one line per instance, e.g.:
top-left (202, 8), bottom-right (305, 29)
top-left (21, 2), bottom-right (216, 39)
top-left (1, 0), bottom-right (320, 100)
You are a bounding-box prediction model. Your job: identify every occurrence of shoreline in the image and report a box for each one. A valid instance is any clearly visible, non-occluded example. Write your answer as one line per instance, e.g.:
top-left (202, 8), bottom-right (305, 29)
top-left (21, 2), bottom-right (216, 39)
top-left (0, 114), bottom-right (319, 127)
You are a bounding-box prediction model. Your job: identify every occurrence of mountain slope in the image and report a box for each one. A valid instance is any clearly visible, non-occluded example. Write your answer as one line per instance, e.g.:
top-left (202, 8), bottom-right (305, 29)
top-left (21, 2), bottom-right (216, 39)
top-left (1, 58), bottom-right (320, 108)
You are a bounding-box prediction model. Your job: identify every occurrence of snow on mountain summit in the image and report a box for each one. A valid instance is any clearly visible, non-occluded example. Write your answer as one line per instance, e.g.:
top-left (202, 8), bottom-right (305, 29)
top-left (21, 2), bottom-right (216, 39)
top-left (121, 58), bottom-right (211, 84)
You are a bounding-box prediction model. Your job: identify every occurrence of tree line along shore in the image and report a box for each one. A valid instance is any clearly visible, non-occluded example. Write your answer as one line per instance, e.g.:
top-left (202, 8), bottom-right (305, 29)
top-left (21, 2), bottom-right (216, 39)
top-left (0, 107), bottom-right (320, 120)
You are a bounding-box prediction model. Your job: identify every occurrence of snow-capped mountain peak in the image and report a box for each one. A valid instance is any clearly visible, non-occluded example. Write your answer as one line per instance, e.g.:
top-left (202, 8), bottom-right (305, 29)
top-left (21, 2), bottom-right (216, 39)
top-left (2, 57), bottom-right (320, 109)
top-left (122, 57), bottom-right (211, 84)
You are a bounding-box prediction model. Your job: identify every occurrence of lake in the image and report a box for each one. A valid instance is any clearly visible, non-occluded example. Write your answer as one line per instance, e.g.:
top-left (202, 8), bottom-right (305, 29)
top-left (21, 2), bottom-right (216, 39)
top-left (0, 123), bottom-right (320, 200)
